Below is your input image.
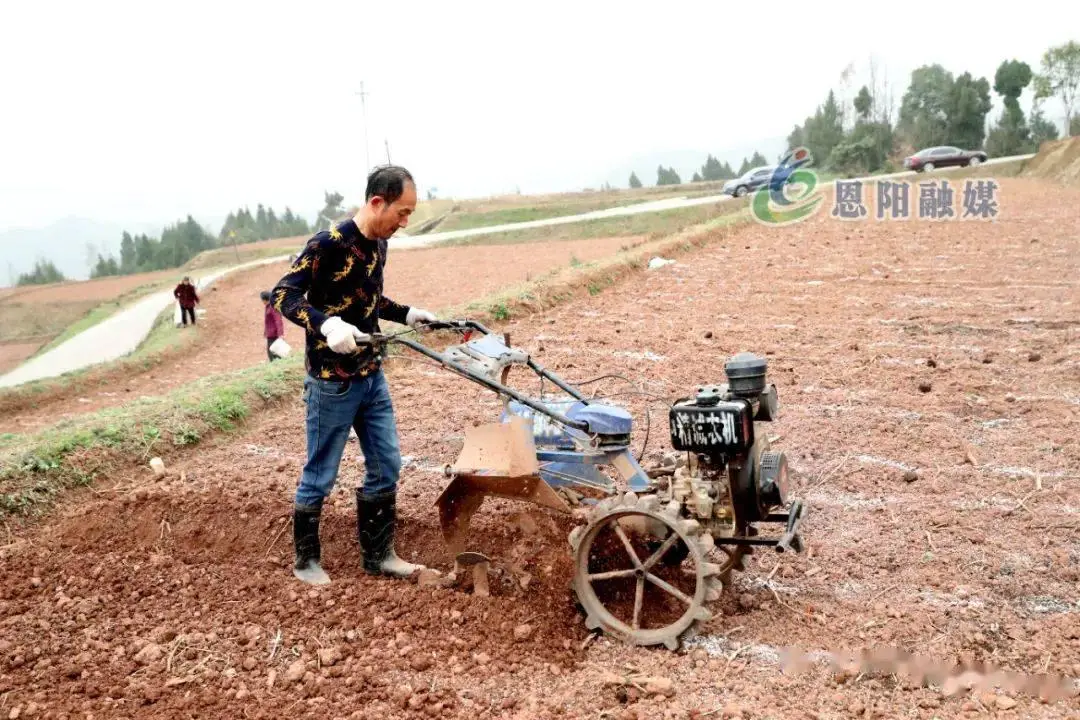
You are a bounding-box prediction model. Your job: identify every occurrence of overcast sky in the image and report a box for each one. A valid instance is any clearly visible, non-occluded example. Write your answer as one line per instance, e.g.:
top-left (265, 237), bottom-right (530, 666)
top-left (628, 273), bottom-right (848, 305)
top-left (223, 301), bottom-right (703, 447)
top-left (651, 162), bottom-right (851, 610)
top-left (1, 0), bottom-right (1077, 233)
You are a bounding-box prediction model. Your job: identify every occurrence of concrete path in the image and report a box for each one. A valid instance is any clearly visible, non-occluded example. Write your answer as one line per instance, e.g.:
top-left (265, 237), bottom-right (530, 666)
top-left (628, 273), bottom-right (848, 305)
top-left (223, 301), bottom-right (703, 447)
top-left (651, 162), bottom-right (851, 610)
top-left (0, 153), bottom-right (1034, 389)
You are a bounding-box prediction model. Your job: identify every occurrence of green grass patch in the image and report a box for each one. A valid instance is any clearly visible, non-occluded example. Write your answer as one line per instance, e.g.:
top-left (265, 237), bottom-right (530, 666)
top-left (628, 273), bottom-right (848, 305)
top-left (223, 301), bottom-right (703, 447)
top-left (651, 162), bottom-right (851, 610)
top-left (430, 198), bottom-right (748, 248)
top-left (435, 199), bottom-right (631, 233)
top-left (0, 355), bottom-right (303, 519)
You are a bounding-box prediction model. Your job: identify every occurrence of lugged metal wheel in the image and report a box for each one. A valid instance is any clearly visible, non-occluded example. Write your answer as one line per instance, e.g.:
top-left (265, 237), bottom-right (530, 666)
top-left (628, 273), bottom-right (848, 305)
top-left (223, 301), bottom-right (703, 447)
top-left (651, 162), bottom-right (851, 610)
top-left (568, 492), bottom-right (724, 650)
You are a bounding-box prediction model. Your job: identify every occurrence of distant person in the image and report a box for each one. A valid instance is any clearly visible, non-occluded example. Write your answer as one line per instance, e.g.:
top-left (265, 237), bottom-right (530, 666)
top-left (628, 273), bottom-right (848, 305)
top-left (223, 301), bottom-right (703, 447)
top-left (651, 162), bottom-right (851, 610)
top-left (261, 290), bottom-right (285, 361)
top-left (173, 276), bottom-right (200, 327)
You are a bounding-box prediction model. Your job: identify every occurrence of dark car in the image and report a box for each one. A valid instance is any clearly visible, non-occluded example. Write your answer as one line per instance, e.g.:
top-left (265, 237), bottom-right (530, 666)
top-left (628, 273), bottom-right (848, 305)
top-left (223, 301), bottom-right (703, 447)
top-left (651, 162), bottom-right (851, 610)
top-left (903, 146), bottom-right (988, 172)
top-left (722, 165), bottom-right (776, 197)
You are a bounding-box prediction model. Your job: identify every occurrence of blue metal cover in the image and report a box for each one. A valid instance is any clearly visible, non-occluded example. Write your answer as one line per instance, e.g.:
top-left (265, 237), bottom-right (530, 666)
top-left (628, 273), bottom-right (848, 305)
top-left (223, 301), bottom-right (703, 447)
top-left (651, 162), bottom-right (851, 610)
top-left (502, 398), bottom-right (632, 445)
top-left (567, 403), bottom-right (632, 435)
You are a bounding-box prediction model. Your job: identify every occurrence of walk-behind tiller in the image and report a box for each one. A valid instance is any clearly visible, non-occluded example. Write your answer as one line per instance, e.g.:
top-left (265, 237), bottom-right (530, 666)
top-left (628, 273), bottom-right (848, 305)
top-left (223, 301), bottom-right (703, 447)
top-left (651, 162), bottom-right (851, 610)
top-left (373, 319), bottom-right (806, 650)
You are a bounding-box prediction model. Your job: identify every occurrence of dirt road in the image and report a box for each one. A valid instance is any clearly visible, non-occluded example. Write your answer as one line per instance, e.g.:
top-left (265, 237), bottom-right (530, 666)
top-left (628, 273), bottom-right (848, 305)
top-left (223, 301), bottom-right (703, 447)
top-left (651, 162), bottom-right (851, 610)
top-left (1, 178), bottom-right (1078, 719)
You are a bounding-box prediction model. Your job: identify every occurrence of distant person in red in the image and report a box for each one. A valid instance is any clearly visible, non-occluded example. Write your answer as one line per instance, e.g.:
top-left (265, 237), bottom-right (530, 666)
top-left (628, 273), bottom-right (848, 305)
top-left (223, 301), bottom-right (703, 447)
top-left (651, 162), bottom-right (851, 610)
top-left (173, 276), bottom-right (200, 327)
top-left (261, 290), bottom-right (285, 361)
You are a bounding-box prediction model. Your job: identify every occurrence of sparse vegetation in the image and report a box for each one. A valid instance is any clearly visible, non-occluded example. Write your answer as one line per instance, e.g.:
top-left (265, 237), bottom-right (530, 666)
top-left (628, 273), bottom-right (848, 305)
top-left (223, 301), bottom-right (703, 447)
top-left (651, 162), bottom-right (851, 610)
top-left (0, 356), bottom-right (302, 518)
top-left (16, 259), bottom-right (66, 286)
top-left (431, 199), bottom-right (747, 248)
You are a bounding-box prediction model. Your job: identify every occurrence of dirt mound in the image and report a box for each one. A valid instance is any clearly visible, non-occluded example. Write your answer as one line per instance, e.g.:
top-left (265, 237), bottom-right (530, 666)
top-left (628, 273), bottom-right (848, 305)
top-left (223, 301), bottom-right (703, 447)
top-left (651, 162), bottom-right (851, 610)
top-left (1022, 135), bottom-right (1080, 186)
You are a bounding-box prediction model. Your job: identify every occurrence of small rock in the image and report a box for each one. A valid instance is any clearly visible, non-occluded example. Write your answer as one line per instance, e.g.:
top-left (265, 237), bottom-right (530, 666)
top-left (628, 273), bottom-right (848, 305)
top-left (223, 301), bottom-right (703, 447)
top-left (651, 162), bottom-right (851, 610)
top-left (848, 699), bottom-right (865, 715)
top-left (473, 652), bottom-right (491, 665)
top-left (134, 644), bottom-right (163, 665)
top-left (1005, 393), bottom-right (1017, 403)
top-left (903, 470), bottom-right (918, 483)
top-left (643, 677), bottom-right (675, 697)
top-left (600, 672), bottom-right (624, 686)
top-left (243, 657), bottom-right (257, 671)
top-left (29, 577), bottom-right (41, 588)
top-left (704, 331), bottom-right (713, 339)
top-left (918, 381), bottom-right (932, 393)
top-left (317, 647), bottom-right (342, 667)
top-left (737, 593), bottom-right (756, 610)
top-left (449, 610), bottom-right (463, 623)
top-left (1027, 352), bottom-right (1041, 362)
top-left (409, 655), bottom-right (433, 671)
top-left (149, 457), bottom-right (166, 478)
top-left (415, 569), bottom-right (442, 587)
top-left (926, 358), bottom-right (938, 368)
top-left (285, 659), bottom-right (306, 683)
top-left (513, 624), bottom-right (534, 642)
top-left (236, 684), bottom-right (249, 701)
top-left (8, 706), bottom-right (21, 720)
top-left (267, 669), bottom-right (277, 688)
top-left (982, 356), bottom-right (993, 364)
top-left (996, 696), bottom-right (1017, 710)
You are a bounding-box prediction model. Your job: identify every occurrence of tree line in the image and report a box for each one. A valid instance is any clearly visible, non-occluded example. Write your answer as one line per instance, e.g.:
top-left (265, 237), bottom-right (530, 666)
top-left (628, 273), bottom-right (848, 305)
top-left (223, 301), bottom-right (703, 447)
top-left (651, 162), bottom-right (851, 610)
top-left (14, 190), bottom-right (350, 286)
top-left (787, 41), bottom-right (1078, 176)
top-left (629, 151), bottom-right (771, 188)
top-left (626, 40), bottom-right (1079, 186)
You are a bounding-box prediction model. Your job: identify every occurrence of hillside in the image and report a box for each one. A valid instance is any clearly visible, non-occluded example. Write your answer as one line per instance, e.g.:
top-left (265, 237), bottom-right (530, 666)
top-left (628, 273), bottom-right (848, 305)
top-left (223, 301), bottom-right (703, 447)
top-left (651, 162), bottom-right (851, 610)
top-left (1022, 135), bottom-right (1080, 186)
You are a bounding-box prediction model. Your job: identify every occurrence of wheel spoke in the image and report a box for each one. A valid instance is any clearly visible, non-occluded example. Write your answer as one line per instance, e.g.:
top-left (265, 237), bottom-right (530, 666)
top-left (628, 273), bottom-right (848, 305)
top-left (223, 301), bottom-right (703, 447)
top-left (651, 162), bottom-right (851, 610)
top-left (612, 523), bottom-right (642, 568)
top-left (645, 572), bottom-right (694, 606)
top-left (588, 568), bottom-right (637, 582)
top-left (642, 532), bottom-right (681, 571)
top-left (632, 576), bottom-right (645, 630)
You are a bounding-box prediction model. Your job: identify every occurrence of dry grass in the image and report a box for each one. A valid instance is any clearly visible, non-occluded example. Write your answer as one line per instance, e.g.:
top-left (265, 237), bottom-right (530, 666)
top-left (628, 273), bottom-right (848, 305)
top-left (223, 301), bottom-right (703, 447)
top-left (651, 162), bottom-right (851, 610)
top-left (1022, 136), bottom-right (1080, 186)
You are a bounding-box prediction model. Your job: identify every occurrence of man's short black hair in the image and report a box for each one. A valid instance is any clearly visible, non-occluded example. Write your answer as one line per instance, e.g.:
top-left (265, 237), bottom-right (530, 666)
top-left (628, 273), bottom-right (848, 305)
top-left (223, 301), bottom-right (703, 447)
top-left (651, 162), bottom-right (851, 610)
top-left (365, 165), bottom-right (414, 204)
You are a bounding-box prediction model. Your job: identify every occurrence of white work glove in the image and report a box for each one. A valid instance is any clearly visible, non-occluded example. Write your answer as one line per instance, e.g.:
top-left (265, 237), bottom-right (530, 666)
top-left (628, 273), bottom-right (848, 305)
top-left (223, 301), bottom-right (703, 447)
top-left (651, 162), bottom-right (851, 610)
top-left (320, 316), bottom-right (371, 354)
top-left (406, 307), bottom-right (437, 331)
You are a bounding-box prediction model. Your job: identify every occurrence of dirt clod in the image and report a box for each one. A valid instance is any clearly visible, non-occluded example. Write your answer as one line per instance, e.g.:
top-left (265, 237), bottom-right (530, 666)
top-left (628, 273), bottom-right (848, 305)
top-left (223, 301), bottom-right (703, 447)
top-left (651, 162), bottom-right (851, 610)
top-left (513, 624), bottom-right (534, 641)
top-left (285, 659), bottom-right (306, 683)
top-left (918, 381), bottom-right (932, 393)
top-left (133, 643), bottom-right (163, 665)
top-left (997, 696), bottom-right (1018, 710)
top-left (643, 677), bottom-right (675, 697)
top-left (903, 470), bottom-right (918, 483)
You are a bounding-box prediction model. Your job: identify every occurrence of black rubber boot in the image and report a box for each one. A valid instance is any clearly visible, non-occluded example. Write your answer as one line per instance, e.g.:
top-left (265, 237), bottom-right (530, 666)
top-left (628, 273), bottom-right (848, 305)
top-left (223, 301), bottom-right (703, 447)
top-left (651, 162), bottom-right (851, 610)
top-left (356, 489), bottom-right (424, 578)
top-left (293, 505), bottom-right (330, 585)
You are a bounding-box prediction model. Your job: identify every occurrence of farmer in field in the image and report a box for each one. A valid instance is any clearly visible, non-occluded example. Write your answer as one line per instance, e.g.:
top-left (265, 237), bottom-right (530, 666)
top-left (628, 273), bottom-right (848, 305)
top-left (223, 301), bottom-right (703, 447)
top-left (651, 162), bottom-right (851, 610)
top-left (173, 276), bottom-right (200, 327)
top-left (261, 290), bottom-right (286, 362)
top-left (272, 165), bottom-right (438, 585)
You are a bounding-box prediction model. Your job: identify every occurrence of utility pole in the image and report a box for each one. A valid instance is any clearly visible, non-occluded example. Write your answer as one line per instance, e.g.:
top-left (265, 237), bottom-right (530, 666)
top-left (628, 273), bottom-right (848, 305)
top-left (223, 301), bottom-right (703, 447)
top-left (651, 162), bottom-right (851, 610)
top-left (355, 82), bottom-right (371, 176)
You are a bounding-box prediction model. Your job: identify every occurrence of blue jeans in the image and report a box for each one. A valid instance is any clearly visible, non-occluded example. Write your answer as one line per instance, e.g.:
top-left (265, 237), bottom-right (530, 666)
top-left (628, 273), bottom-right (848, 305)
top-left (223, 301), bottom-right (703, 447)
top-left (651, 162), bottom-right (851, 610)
top-left (295, 371), bottom-right (402, 510)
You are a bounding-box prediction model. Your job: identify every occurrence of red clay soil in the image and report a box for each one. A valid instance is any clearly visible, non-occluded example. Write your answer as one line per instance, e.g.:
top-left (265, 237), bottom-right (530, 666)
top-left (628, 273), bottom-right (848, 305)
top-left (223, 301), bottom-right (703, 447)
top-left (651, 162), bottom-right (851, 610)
top-left (1, 235), bottom-right (639, 435)
top-left (0, 268), bottom-right (186, 306)
top-left (1, 178), bottom-right (1080, 719)
top-left (0, 340), bottom-right (45, 376)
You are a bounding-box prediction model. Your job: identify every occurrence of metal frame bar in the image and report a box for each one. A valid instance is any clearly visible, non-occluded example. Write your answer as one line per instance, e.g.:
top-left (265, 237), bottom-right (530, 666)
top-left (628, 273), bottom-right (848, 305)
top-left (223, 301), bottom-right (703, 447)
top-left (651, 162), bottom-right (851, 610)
top-left (394, 335), bottom-right (590, 432)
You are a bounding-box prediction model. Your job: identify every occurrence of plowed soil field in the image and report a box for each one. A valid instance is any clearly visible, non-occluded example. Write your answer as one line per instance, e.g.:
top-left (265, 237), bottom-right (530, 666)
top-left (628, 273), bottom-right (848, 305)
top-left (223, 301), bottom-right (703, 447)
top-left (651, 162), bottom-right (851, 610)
top-left (1, 178), bottom-right (1079, 719)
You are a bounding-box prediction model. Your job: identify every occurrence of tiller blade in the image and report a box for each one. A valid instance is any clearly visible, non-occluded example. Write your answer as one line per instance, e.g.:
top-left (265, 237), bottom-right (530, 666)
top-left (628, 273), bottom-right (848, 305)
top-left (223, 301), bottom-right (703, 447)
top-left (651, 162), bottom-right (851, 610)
top-left (435, 415), bottom-right (571, 560)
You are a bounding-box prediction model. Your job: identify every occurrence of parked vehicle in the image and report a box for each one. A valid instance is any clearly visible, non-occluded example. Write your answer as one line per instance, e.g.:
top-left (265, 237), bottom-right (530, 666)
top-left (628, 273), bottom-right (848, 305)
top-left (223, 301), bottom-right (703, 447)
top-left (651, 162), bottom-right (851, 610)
top-left (903, 146), bottom-right (988, 172)
top-left (722, 165), bottom-right (776, 197)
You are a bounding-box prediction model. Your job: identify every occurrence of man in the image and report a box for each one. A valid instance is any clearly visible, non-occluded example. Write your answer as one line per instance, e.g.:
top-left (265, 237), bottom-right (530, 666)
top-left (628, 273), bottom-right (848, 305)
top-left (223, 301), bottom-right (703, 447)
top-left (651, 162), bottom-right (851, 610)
top-left (272, 165), bottom-right (438, 585)
top-left (261, 290), bottom-right (285, 362)
top-left (173, 276), bottom-right (199, 326)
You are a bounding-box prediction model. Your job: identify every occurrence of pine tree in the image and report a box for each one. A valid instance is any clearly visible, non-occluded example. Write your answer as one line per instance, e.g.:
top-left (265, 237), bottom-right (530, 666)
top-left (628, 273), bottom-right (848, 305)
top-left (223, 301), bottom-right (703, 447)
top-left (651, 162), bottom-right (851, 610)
top-left (119, 232), bottom-right (136, 274)
top-left (628, 172), bottom-right (642, 189)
